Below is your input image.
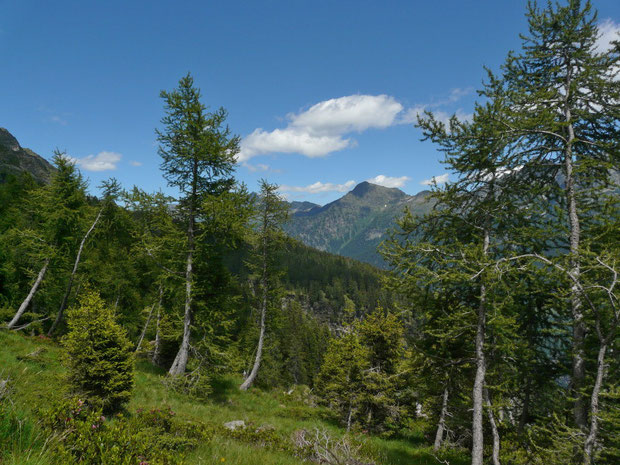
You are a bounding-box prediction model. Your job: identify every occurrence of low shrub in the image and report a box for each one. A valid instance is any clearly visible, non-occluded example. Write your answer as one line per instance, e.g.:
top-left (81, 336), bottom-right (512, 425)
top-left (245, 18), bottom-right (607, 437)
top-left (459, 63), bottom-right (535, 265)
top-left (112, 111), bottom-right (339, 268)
top-left (42, 397), bottom-right (208, 465)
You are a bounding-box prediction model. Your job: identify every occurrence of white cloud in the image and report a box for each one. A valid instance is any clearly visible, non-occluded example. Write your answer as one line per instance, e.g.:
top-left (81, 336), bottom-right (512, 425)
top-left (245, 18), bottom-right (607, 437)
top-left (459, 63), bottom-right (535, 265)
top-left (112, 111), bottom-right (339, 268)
top-left (129, 160), bottom-right (143, 167)
top-left (239, 89), bottom-right (474, 162)
top-left (279, 180), bottom-right (356, 194)
top-left (289, 94), bottom-right (402, 134)
top-left (595, 19), bottom-right (620, 54)
top-left (398, 105), bottom-right (427, 125)
top-left (421, 173), bottom-right (449, 186)
top-left (238, 95), bottom-right (403, 161)
top-left (240, 128), bottom-right (351, 160)
top-left (367, 175), bottom-right (410, 188)
top-left (69, 151), bottom-right (122, 171)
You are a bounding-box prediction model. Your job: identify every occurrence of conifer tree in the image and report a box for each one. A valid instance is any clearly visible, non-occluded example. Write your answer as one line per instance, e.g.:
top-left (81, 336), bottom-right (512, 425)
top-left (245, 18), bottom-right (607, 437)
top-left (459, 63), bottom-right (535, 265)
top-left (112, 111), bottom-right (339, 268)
top-left (481, 0), bottom-right (620, 431)
top-left (62, 289), bottom-right (134, 413)
top-left (48, 178), bottom-right (121, 336)
top-left (156, 73), bottom-right (240, 376)
top-left (6, 151), bottom-right (87, 330)
top-left (240, 180), bottom-right (288, 391)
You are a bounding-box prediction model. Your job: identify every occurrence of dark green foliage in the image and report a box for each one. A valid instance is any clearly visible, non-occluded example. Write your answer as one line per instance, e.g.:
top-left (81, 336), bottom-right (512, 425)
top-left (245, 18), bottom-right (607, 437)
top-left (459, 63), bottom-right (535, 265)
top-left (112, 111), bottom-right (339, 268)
top-left (254, 298), bottom-right (330, 388)
top-left (316, 307), bottom-right (406, 434)
top-left (62, 290), bottom-right (134, 412)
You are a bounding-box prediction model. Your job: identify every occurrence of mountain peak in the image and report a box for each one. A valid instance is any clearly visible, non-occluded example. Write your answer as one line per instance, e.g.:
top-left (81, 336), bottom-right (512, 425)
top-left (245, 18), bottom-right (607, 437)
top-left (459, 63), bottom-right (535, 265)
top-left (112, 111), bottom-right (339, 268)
top-left (0, 128), bottom-right (21, 152)
top-left (349, 181), bottom-right (407, 199)
top-left (350, 181), bottom-right (375, 197)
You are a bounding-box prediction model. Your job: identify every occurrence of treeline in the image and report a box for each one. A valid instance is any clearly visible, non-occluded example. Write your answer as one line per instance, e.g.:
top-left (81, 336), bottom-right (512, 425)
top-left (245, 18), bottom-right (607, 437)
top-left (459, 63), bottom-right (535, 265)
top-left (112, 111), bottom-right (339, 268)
top-left (381, 2), bottom-right (619, 464)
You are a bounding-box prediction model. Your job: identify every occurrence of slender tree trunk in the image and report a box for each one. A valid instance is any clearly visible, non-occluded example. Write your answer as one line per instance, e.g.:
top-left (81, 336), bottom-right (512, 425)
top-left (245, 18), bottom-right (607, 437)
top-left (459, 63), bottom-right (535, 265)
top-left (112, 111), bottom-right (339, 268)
top-left (113, 290), bottom-right (120, 312)
top-left (583, 341), bottom-right (608, 464)
top-left (485, 389), bottom-right (501, 465)
top-left (48, 208), bottom-right (103, 336)
top-left (169, 201), bottom-right (195, 376)
top-left (7, 259), bottom-right (50, 329)
top-left (240, 238), bottom-right (268, 391)
top-left (346, 402), bottom-right (353, 432)
top-left (169, 241), bottom-right (193, 375)
top-left (471, 227), bottom-right (489, 465)
top-left (152, 287), bottom-right (163, 365)
top-left (434, 385), bottom-right (450, 451)
top-left (135, 302), bottom-right (156, 353)
top-left (562, 64), bottom-right (587, 431)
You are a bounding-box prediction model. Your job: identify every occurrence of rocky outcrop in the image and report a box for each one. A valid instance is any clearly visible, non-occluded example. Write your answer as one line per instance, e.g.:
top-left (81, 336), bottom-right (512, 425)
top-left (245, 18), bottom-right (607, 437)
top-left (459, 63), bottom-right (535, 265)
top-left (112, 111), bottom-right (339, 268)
top-left (0, 128), bottom-right (55, 184)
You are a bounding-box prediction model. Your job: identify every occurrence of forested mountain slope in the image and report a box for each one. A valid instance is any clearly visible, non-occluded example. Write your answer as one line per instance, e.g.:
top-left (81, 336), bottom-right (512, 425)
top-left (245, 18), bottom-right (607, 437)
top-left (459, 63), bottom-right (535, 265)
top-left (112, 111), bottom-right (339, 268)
top-left (284, 181), bottom-right (434, 267)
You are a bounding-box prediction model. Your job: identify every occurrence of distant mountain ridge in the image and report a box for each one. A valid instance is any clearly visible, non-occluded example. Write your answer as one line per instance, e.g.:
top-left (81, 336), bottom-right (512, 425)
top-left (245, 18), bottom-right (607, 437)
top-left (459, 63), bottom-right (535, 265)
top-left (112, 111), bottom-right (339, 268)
top-left (284, 181), bottom-right (434, 267)
top-left (0, 128), bottom-right (55, 184)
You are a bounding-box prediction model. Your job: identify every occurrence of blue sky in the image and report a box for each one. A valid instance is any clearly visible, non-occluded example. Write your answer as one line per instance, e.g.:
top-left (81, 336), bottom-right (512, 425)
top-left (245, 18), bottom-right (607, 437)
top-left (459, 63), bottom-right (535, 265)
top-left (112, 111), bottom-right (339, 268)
top-left (2, 0), bottom-right (619, 203)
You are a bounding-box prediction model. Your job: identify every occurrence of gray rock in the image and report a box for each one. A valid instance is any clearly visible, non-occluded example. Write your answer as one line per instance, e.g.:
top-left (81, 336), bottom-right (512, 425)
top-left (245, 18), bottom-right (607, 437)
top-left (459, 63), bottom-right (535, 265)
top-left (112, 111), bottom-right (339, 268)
top-left (223, 420), bottom-right (246, 431)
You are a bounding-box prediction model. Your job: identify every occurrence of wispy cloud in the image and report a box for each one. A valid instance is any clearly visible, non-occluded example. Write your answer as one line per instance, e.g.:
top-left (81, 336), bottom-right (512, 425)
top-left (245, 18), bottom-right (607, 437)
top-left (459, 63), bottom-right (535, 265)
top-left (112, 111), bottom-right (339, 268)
top-left (399, 106), bottom-right (473, 127)
top-left (421, 173), bottom-right (449, 186)
top-left (38, 105), bottom-right (70, 126)
top-left (68, 151), bottom-right (122, 171)
top-left (242, 162), bottom-right (272, 172)
top-left (279, 180), bottom-right (356, 195)
top-left (129, 160), bottom-right (143, 167)
top-left (50, 115), bottom-right (68, 126)
top-left (367, 175), bottom-right (410, 188)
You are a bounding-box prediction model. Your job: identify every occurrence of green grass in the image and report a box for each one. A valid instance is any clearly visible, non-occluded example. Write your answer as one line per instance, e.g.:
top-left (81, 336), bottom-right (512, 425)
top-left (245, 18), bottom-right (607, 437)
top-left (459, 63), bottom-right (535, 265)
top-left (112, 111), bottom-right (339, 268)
top-left (0, 331), bottom-right (468, 465)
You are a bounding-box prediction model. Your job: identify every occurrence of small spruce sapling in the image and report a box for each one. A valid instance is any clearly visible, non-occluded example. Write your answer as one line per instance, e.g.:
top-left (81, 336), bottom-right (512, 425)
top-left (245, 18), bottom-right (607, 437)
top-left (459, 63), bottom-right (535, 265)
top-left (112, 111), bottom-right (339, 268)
top-left (62, 289), bottom-right (134, 413)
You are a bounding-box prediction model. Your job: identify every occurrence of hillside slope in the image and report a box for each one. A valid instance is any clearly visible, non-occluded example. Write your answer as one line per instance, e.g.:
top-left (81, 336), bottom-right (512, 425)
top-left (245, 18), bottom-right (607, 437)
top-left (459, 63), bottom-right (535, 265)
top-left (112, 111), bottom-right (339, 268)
top-left (0, 128), bottom-right (55, 184)
top-left (0, 331), bottom-right (468, 465)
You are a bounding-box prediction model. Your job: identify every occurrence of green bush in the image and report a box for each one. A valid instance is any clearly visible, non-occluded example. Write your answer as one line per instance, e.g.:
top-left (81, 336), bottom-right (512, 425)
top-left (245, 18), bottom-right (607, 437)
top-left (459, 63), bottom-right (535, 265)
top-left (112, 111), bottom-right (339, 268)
top-left (62, 290), bottom-right (134, 413)
top-left (43, 397), bottom-right (208, 465)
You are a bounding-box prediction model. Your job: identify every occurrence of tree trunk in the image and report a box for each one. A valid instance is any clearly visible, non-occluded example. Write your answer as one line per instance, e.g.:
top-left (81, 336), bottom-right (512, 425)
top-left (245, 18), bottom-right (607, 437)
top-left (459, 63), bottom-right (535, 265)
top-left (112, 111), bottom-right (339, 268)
top-left (471, 227), bottom-right (489, 465)
top-left (169, 207), bottom-right (195, 376)
top-left (485, 389), bottom-right (501, 465)
top-left (48, 208), bottom-right (103, 336)
top-left (152, 287), bottom-right (163, 365)
top-left (562, 63), bottom-right (587, 431)
top-left (240, 195), bottom-right (273, 391)
top-left (135, 302), bottom-right (156, 353)
top-left (168, 248), bottom-right (193, 375)
top-left (346, 403), bottom-right (353, 432)
top-left (240, 245), bottom-right (268, 391)
top-left (7, 259), bottom-right (50, 329)
top-left (113, 290), bottom-right (120, 311)
top-left (518, 379), bottom-right (531, 434)
top-left (434, 385), bottom-right (449, 451)
top-left (583, 342), bottom-right (608, 464)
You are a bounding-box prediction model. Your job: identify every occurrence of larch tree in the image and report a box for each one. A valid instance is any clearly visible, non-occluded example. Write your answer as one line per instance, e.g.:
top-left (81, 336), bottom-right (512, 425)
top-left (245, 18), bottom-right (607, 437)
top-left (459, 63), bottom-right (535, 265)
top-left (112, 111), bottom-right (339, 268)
top-left (481, 0), bottom-right (620, 431)
top-left (156, 73), bottom-right (239, 376)
top-left (240, 180), bottom-right (288, 391)
top-left (48, 178), bottom-right (121, 336)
